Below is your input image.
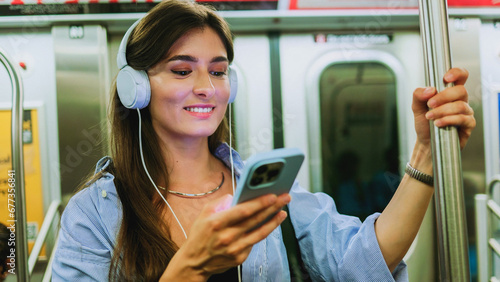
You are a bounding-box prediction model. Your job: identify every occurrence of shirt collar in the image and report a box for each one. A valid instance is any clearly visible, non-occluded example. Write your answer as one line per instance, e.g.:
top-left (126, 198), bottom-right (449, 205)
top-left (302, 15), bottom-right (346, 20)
top-left (214, 142), bottom-right (244, 178)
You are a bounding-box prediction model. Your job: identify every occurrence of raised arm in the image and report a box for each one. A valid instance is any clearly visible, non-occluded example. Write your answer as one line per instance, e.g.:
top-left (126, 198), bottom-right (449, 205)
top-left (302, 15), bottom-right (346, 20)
top-left (374, 67), bottom-right (476, 271)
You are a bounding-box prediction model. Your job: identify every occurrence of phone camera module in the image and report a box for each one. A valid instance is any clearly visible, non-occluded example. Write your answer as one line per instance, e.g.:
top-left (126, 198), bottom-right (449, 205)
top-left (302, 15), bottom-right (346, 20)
top-left (250, 176), bottom-right (264, 186)
top-left (267, 169), bottom-right (280, 181)
top-left (255, 164), bottom-right (269, 175)
top-left (249, 161), bottom-right (285, 188)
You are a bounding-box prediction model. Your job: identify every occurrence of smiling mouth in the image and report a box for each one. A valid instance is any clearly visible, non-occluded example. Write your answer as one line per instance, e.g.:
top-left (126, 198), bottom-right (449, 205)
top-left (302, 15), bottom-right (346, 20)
top-left (184, 107), bottom-right (215, 113)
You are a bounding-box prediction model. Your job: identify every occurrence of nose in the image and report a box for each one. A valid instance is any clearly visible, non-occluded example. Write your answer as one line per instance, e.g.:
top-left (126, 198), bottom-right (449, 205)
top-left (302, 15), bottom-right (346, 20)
top-left (193, 72), bottom-right (216, 100)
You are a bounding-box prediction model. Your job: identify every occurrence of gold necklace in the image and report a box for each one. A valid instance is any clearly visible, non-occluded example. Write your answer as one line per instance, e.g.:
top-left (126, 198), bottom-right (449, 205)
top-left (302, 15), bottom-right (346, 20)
top-left (158, 172), bottom-right (224, 197)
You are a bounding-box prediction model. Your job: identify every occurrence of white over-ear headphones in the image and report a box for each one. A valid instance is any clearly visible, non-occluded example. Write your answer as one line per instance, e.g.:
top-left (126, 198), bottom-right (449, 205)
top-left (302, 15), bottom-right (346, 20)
top-left (116, 19), bottom-right (238, 109)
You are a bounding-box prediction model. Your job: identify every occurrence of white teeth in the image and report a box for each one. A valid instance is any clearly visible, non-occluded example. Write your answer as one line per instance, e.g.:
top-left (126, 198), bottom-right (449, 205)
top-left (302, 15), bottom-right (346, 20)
top-left (186, 107), bottom-right (214, 113)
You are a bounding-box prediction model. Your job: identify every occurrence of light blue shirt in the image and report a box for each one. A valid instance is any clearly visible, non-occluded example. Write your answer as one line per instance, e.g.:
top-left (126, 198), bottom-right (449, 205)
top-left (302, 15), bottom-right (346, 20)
top-left (52, 143), bottom-right (407, 281)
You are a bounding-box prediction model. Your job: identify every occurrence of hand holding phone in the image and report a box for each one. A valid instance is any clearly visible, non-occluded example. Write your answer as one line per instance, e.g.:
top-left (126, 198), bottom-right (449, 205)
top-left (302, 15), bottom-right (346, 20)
top-left (231, 147), bottom-right (304, 207)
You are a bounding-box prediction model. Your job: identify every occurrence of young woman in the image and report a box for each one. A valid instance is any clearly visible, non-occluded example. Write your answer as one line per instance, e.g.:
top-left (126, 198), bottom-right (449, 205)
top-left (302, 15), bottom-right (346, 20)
top-left (52, 0), bottom-right (476, 281)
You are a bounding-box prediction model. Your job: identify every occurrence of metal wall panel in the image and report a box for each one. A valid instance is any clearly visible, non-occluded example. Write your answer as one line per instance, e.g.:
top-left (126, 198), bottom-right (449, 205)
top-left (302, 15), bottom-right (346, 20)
top-left (53, 25), bottom-right (110, 201)
top-left (448, 18), bottom-right (485, 282)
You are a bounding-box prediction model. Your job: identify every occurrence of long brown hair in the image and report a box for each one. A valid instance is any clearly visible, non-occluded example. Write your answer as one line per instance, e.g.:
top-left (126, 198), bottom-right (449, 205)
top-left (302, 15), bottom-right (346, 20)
top-left (107, 0), bottom-right (234, 280)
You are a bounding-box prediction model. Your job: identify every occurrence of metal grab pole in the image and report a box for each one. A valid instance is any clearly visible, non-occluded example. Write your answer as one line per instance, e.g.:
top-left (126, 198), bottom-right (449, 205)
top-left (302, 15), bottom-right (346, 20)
top-left (417, 1), bottom-right (470, 281)
top-left (0, 49), bottom-right (29, 281)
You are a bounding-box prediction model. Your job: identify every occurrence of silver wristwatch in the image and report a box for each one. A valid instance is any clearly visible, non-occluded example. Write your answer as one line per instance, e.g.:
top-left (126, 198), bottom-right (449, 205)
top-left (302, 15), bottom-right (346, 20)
top-left (405, 162), bottom-right (434, 186)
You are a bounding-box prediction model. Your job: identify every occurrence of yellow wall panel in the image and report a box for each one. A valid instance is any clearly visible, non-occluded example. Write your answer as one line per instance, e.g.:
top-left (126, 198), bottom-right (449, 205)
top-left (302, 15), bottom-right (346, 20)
top-left (0, 109), bottom-right (44, 256)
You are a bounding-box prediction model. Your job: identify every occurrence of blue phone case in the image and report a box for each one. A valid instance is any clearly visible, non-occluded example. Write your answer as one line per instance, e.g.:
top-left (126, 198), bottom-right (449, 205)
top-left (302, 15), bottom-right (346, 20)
top-left (231, 147), bottom-right (305, 206)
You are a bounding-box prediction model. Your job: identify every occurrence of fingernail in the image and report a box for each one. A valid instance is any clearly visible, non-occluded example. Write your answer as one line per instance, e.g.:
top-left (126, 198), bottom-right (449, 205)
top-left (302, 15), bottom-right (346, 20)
top-left (444, 73), bottom-right (454, 81)
top-left (434, 119), bottom-right (442, 127)
top-left (427, 99), bottom-right (436, 108)
top-left (423, 87), bottom-right (434, 95)
top-left (215, 195), bottom-right (233, 212)
top-left (425, 111), bottom-right (434, 119)
top-left (281, 194), bottom-right (291, 204)
top-left (279, 211), bottom-right (288, 220)
top-left (267, 194), bottom-right (277, 205)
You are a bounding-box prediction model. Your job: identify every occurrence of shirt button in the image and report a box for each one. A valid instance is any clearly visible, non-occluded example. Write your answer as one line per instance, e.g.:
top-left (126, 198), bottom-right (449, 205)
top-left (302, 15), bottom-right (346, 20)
top-left (101, 190), bottom-right (107, 198)
top-left (259, 265), bottom-right (263, 276)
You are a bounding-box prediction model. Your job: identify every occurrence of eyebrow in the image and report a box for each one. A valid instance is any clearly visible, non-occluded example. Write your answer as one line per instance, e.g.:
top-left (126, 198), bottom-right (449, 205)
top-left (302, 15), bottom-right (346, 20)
top-left (167, 55), bottom-right (228, 64)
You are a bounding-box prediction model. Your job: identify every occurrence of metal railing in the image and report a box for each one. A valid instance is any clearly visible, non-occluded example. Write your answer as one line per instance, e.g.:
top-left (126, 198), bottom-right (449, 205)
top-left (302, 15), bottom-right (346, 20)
top-left (476, 175), bottom-right (500, 282)
top-left (418, 0), bottom-right (470, 280)
top-left (1, 48), bottom-right (61, 281)
top-left (0, 47), bottom-right (29, 282)
top-left (28, 200), bottom-right (61, 280)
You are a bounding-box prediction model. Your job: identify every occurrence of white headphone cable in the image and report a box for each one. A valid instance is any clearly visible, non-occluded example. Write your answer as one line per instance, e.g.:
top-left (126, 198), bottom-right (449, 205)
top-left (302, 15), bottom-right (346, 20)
top-left (208, 74), bottom-right (216, 93)
top-left (138, 106), bottom-right (242, 281)
top-left (228, 99), bottom-right (236, 199)
top-left (137, 108), bottom-right (188, 240)
top-left (229, 103), bottom-right (242, 282)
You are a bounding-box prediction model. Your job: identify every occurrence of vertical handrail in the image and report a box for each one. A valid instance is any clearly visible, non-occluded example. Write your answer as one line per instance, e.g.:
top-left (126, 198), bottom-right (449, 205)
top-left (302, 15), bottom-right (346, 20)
top-left (418, 0), bottom-right (470, 281)
top-left (0, 49), bottom-right (29, 281)
top-left (475, 194), bottom-right (489, 282)
top-left (487, 176), bottom-right (500, 196)
top-left (28, 200), bottom-right (61, 275)
top-left (41, 237), bottom-right (58, 282)
top-left (475, 176), bottom-right (500, 282)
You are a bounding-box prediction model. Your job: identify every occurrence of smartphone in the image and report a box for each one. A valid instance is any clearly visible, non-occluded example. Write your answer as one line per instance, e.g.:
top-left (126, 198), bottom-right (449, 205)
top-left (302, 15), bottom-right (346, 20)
top-left (231, 147), bottom-right (305, 207)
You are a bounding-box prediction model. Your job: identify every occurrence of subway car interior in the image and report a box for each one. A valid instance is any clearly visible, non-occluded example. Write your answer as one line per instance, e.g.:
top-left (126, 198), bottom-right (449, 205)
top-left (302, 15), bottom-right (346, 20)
top-left (0, 0), bottom-right (500, 281)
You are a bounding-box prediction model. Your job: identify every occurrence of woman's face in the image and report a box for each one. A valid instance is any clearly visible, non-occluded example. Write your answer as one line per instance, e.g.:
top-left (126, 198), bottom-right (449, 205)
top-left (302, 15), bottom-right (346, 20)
top-left (147, 27), bottom-right (230, 144)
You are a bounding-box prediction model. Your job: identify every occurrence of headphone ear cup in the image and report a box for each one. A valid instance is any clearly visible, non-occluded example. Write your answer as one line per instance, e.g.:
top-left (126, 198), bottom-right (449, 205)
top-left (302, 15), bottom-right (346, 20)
top-left (228, 67), bottom-right (238, 104)
top-left (117, 66), bottom-right (151, 109)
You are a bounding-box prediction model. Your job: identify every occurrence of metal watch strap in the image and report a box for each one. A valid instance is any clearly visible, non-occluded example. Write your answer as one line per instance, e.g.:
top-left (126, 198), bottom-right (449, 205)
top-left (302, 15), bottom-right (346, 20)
top-left (405, 162), bottom-right (434, 186)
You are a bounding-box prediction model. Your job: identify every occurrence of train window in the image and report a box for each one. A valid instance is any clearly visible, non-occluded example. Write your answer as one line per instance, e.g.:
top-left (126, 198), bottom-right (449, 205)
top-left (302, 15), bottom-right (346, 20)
top-left (319, 62), bottom-right (399, 220)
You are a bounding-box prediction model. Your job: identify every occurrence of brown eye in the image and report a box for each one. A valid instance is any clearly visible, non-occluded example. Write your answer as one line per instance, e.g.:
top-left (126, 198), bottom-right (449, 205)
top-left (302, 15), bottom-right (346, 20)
top-left (211, 71), bottom-right (226, 77)
top-left (172, 70), bottom-right (191, 76)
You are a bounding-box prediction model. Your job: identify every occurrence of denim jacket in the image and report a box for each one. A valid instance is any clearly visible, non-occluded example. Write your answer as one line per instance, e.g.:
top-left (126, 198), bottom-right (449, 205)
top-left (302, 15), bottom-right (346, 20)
top-left (52, 143), bottom-right (407, 281)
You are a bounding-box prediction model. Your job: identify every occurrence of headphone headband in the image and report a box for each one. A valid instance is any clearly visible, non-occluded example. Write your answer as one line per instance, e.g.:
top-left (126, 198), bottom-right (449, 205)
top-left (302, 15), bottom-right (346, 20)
top-left (117, 19), bottom-right (141, 70)
top-left (116, 17), bottom-right (237, 109)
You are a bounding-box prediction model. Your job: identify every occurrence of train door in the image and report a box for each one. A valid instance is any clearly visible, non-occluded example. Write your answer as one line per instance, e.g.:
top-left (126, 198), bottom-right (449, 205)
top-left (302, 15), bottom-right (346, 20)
top-left (231, 34), bottom-right (274, 160)
top-left (279, 32), bottom-right (435, 280)
top-left (476, 21), bottom-right (500, 281)
top-left (480, 22), bottom-right (500, 202)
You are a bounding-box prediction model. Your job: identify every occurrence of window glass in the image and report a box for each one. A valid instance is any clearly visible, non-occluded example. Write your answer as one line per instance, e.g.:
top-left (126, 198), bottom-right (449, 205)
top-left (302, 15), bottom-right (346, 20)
top-left (319, 62), bottom-right (399, 220)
